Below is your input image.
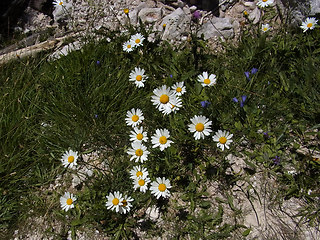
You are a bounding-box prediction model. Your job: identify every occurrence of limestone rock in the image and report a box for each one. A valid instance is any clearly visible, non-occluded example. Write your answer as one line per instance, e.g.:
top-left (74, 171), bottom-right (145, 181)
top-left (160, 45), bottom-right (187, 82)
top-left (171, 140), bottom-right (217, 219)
top-left (160, 8), bottom-right (191, 40)
top-left (248, 7), bottom-right (261, 25)
top-left (197, 17), bottom-right (234, 40)
top-left (138, 8), bottom-right (163, 24)
top-left (129, 2), bottom-right (147, 25)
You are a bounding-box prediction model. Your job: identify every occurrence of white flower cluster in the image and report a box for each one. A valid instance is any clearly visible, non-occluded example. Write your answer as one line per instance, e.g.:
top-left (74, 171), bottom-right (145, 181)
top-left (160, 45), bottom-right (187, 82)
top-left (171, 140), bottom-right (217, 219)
top-left (123, 33), bottom-right (145, 52)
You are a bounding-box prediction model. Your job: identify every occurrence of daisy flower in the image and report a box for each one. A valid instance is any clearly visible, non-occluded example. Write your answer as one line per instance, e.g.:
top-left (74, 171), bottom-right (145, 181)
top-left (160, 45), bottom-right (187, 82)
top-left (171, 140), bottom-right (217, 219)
top-left (129, 165), bottom-right (149, 180)
top-left (119, 194), bottom-right (134, 214)
top-left (133, 176), bottom-right (151, 193)
top-left (171, 82), bottom-right (186, 96)
top-left (212, 130), bottom-right (233, 151)
top-left (162, 95), bottom-right (182, 115)
top-left (150, 177), bottom-right (172, 199)
top-left (127, 142), bottom-right (150, 163)
top-left (300, 17), bottom-right (318, 32)
top-left (188, 115), bottom-right (212, 140)
top-left (261, 23), bottom-right (270, 32)
top-left (197, 72), bottom-right (217, 87)
top-left (130, 33), bottom-right (145, 47)
top-left (61, 150), bottom-right (78, 169)
top-left (106, 191), bottom-right (124, 213)
top-left (125, 108), bottom-right (144, 127)
top-left (129, 127), bottom-right (148, 143)
top-left (151, 85), bottom-right (177, 113)
top-left (123, 40), bottom-right (134, 52)
top-left (256, 0), bottom-right (274, 8)
top-left (151, 128), bottom-right (173, 151)
top-left (129, 67), bottom-right (148, 88)
top-left (60, 192), bottom-right (76, 212)
top-left (53, 0), bottom-right (64, 7)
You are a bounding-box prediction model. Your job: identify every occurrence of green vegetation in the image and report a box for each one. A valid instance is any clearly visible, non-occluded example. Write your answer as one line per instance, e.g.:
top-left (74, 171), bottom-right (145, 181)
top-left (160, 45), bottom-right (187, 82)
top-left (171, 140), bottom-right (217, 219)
top-left (0, 20), bottom-right (319, 239)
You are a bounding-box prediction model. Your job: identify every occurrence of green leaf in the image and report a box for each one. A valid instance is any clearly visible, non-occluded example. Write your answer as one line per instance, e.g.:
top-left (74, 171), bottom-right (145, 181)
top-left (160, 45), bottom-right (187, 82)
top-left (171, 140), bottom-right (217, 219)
top-left (242, 228), bottom-right (251, 236)
top-left (199, 200), bottom-right (211, 209)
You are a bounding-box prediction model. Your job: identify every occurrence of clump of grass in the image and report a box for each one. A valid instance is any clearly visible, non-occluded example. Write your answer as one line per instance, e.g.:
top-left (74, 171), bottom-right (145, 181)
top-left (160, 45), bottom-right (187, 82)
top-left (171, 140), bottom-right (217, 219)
top-left (0, 16), bottom-right (319, 239)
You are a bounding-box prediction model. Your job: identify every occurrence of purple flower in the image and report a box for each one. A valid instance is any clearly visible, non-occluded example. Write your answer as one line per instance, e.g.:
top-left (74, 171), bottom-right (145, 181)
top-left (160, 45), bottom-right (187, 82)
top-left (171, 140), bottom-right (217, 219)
top-left (263, 131), bottom-right (270, 138)
top-left (201, 100), bottom-right (211, 108)
top-left (240, 95), bottom-right (247, 107)
top-left (244, 71), bottom-right (250, 80)
top-left (251, 68), bottom-right (258, 74)
top-left (96, 60), bottom-right (100, 65)
top-left (272, 156), bottom-right (280, 165)
top-left (193, 10), bottom-right (202, 19)
top-left (169, 74), bottom-right (173, 78)
top-left (94, 114), bottom-right (98, 118)
top-left (233, 96), bottom-right (247, 107)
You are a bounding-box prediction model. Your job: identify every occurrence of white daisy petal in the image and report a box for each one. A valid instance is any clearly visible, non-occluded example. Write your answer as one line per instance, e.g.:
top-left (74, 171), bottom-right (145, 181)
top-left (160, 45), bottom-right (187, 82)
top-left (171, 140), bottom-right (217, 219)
top-left (171, 82), bottom-right (186, 96)
top-left (151, 128), bottom-right (173, 151)
top-left (61, 150), bottom-right (78, 169)
top-left (188, 115), bottom-right (212, 140)
top-left (150, 177), bottom-right (171, 199)
top-left (106, 191), bottom-right (124, 213)
top-left (125, 108), bottom-right (144, 127)
top-left (60, 192), bottom-right (76, 212)
top-left (197, 72), bottom-right (217, 87)
top-left (127, 142), bottom-right (150, 163)
top-left (212, 130), bottom-right (233, 151)
top-left (300, 17), bottom-right (318, 32)
top-left (130, 33), bottom-right (145, 47)
top-left (257, 0), bottom-right (274, 8)
top-left (129, 67), bottom-right (148, 88)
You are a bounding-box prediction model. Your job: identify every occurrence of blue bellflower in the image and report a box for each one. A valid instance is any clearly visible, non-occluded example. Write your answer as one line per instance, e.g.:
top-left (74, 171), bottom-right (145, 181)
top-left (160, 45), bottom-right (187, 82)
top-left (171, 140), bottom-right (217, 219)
top-left (201, 100), bottom-right (211, 108)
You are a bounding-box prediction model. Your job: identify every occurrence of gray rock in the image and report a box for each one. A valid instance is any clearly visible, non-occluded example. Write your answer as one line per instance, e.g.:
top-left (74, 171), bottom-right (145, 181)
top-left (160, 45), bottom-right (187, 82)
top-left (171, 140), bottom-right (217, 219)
top-left (161, 8), bottom-right (191, 40)
top-left (138, 8), bottom-right (163, 24)
top-left (129, 2), bottom-right (147, 25)
top-left (197, 17), bottom-right (234, 40)
top-left (279, 0), bottom-right (320, 25)
top-left (248, 7), bottom-right (261, 24)
top-left (310, 0), bottom-right (320, 15)
top-left (189, 5), bottom-right (197, 13)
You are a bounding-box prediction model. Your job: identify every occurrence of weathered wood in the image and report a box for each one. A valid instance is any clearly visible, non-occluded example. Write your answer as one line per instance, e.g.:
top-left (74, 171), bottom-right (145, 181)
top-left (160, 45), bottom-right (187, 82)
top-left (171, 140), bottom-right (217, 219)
top-left (0, 33), bottom-right (78, 65)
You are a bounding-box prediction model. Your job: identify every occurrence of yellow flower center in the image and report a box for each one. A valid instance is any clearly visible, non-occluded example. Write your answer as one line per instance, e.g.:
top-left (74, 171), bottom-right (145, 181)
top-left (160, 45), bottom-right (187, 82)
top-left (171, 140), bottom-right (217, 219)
top-left (307, 23), bottom-right (313, 28)
top-left (136, 171), bottom-right (143, 177)
top-left (159, 136), bottom-right (167, 144)
top-left (121, 199), bottom-right (127, 207)
top-left (131, 114), bottom-right (139, 122)
top-left (138, 179), bottom-right (145, 186)
top-left (219, 136), bottom-right (227, 144)
top-left (163, 24), bottom-right (166, 28)
top-left (112, 198), bottom-right (119, 205)
top-left (59, 1), bottom-right (63, 5)
top-left (195, 123), bottom-right (204, 132)
top-left (136, 133), bottom-right (143, 140)
top-left (158, 183), bottom-right (166, 192)
top-left (68, 156), bottom-right (74, 163)
top-left (204, 78), bottom-right (211, 84)
top-left (135, 149), bottom-right (143, 156)
top-left (124, 8), bottom-right (129, 14)
top-left (243, 11), bottom-right (248, 15)
top-left (136, 75), bottom-right (142, 81)
top-left (127, 44), bottom-right (131, 49)
top-left (262, 0), bottom-right (267, 2)
top-left (176, 87), bottom-right (182, 92)
top-left (263, 27), bottom-right (268, 31)
top-left (160, 94), bottom-right (169, 104)
top-left (66, 198), bottom-right (73, 205)
top-left (135, 39), bottom-right (140, 44)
